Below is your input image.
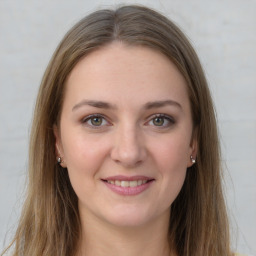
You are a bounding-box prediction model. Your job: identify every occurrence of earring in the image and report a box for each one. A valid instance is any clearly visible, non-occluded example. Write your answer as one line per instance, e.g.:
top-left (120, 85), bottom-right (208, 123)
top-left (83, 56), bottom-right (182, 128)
top-left (57, 156), bottom-right (62, 164)
top-left (190, 155), bottom-right (196, 164)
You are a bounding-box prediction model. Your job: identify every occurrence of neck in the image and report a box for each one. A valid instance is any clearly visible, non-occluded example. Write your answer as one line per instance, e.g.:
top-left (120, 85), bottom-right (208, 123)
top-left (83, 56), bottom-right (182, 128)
top-left (77, 209), bottom-right (175, 256)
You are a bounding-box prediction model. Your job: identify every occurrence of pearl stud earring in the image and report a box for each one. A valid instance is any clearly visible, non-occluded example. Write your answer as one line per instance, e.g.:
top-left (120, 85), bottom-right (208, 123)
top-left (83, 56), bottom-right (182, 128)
top-left (190, 155), bottom-right (196, 164)
top-left (57, 157), bottom-right (62, 164)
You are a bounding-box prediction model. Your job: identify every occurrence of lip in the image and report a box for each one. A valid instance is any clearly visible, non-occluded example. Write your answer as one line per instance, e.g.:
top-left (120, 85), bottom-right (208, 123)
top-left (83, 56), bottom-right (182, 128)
top-left (101, 175), bottom-right (155, 196)
top-left (102, 175), bottom-right (154, 181)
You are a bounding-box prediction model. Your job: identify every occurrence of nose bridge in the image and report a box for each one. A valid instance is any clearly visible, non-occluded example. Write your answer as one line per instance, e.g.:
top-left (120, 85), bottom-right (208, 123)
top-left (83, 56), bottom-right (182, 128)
top-left (111, 121), bottom-right (146, 167)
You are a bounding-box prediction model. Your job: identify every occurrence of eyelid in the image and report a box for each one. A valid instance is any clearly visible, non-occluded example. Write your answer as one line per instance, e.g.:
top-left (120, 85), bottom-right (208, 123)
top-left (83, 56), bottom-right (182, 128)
top-left (146, 113), bottom-right (175, 127)
top-left (80, 113), bottom-right (175, 129)
top-left (81, 114), bottom-right (112, 128)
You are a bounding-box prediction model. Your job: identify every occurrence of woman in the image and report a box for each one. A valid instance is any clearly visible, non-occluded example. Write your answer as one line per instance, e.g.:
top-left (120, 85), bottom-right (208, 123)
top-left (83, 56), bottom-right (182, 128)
top-left (2, 5), bottom-right (235, 256)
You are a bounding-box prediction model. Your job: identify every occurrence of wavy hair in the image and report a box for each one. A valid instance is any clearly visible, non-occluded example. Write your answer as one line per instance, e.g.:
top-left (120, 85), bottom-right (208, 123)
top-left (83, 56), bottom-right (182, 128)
top-left (2, 5), bottom-right (232, 256)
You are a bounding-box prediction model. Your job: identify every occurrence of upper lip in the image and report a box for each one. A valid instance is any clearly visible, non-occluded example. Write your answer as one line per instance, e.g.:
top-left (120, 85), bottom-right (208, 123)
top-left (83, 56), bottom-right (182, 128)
top-left (102, 175), bottom-right (155, 181)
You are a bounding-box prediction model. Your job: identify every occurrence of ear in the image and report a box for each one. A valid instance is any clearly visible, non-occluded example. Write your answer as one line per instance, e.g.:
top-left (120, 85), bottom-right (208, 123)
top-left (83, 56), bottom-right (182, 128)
top-left (187, 130), bottom-right (198, 168)
top-left (53, 124), bottom-right (67, 168)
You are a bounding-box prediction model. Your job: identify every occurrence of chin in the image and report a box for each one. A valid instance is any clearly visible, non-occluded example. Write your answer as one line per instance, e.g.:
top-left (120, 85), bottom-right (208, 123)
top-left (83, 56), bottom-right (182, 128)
top-left (102, 205), bottom-right (157, 228)
top-left (107, 215), bottom-right (150, 228)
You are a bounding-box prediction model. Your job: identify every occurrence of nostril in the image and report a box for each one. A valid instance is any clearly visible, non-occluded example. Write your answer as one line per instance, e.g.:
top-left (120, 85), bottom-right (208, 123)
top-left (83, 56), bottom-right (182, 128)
top-left (110, 130), bottom-right (147, 167)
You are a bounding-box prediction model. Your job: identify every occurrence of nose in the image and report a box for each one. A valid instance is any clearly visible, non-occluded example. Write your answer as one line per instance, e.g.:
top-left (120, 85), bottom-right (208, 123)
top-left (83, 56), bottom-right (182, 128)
top-left (110, 124), bottom-right (147, 168)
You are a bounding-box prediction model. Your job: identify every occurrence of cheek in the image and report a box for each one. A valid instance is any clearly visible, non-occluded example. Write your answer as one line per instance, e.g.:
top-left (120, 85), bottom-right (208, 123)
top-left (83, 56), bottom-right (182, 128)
top-left (150, 134), bottom-right (190, 198)
top-left (157, 145), bottom-right (188, 187)
top-left (61, 132), bottom-right (110, 176)
top-left (62, 134), bottom-right (111, 200)
top-left (152, 133), bottom-right (191, 171)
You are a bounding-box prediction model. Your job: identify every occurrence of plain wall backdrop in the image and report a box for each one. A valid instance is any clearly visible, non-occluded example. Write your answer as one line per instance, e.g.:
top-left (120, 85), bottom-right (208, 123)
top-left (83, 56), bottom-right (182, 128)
top-left (0, 0), bottom-right (255, 254)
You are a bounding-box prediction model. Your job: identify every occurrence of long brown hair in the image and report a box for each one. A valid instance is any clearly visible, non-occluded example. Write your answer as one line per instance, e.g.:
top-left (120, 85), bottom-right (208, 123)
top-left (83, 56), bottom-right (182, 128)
top-left (2, 5), bottom-right (232, 256)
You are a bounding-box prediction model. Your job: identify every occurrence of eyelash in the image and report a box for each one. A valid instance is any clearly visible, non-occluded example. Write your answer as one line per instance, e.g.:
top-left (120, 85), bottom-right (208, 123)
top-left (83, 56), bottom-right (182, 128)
top-left (147, 114), bottom-right (175, 128)
top-left (81, 114), bottom-right (111, 129)
top-left (81, 114), bottom-right (175, 129)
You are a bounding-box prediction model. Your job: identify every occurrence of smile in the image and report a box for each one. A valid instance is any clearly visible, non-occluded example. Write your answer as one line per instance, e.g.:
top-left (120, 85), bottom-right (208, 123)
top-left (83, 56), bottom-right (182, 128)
top-left (106, 180), bottom-right (148, 187)
top-left (102, 176), bottom-right (155, 196)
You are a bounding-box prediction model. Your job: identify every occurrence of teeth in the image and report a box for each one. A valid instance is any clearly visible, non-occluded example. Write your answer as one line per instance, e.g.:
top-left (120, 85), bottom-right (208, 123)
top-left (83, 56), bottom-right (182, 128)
top-left (129, 181), bottom-right (138, 187)
top-left (115, 180), bottom-right (121, 186)
top-left (107, 180), bottom-right (149, 187)
top-left (121, 181), bottom-right (129, 187)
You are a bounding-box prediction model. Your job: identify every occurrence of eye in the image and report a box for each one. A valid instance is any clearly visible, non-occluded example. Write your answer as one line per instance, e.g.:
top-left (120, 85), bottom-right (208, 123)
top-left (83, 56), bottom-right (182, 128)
top-left (82, 114), bottom-right (110, 128)
top-left (147, 114), bottom-right (175, 128)
top-left (91, 116), bottom-right (104, 126)
top-left (152, 116), bottom-right (165, 126)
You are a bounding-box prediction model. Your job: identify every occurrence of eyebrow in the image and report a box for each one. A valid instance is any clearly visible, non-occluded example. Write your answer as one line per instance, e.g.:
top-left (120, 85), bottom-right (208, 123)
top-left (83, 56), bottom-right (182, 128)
top-left (72, 100), bottom-right (117, 111)
top-left (72, 99), bottom-right (182, 111)
top-left (143, 100), bottom-right (182, 110)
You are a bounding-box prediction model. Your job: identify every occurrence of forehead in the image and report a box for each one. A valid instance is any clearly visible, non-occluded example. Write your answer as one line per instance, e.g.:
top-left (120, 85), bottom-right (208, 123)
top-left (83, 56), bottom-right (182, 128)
top-left (64, 42), bottom-right (190, 111)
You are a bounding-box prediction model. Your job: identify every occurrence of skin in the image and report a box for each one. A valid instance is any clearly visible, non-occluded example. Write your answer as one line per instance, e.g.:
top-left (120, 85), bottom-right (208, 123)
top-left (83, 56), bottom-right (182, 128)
top-left (54, 42), bottom-right (197, 256)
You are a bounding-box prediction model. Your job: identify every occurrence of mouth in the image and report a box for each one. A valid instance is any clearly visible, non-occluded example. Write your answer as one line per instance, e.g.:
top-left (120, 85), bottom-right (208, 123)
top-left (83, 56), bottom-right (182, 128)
top-left (101, 176), bottom-right (155, 196)
top-left (103, 179), bottom-right (152, 187)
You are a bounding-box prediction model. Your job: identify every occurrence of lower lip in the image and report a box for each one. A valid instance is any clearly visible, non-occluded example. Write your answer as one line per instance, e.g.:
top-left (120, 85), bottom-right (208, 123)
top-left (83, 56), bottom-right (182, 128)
top-left (103, 180), bottom-right (154, 196)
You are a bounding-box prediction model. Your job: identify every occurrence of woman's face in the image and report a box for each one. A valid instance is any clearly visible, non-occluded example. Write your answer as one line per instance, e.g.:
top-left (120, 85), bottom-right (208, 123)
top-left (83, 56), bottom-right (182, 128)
top-left (55, 43), bottom-right (196, 228)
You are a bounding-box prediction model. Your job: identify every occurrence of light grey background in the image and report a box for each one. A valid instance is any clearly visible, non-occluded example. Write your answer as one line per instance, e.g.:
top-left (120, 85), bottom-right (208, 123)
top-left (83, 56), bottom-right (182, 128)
top-left (0, 0), bottom-right (255, 254)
